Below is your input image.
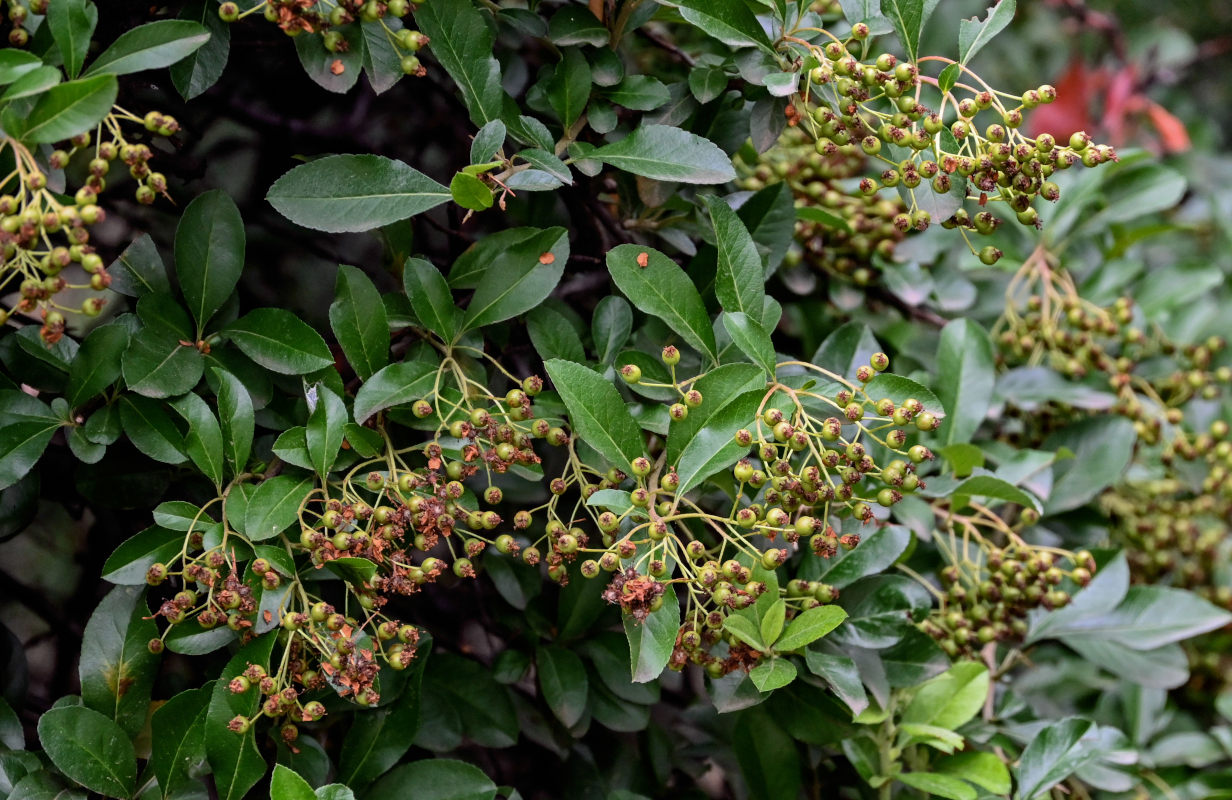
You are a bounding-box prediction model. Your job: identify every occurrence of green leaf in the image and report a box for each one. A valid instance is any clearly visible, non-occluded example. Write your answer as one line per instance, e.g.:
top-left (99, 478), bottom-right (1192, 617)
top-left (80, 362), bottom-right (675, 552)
top-left (760, 598), bottom-right (787, 646)
top-left (546, 47), bottom-right (590, 128)
top-left (461, 227), bottom-right (567, 330)
top-left (706, 195), bottom-right (765, 323)
top-left (360, 18), bottom-right (406, 94)
top-left (935, 319), bottom-right (994, 445)
top-left (592, 296), bottom-right (632, 364)
top-left (122, 327), bottom-right (203, 400)
top-left (175, 190), bottom-right (245, 335)
top-left (674, 388), bottom-right (763, 494)
top-left (6, 74), bottom-right (117, 144)
top-left (206, 635), bottom-right (277, 800)
top-left (101, 525), bottom-right (181, 584)
top-left (293, 23), bottom-right (363, 93)
top-left (803, 648), bottom-right (868, 716)
top-left (924, 474), bottom-right (1041, 512)
top-left (368, 758), bottom-right (497, 800)
top-left (0, 49), bottom-right (42, 85)
top-left (797, 204), bottom-right (854, 232)
top-left (585, 489), bottom-right (633, 514)
top-left (935, 751), bottom-right (1011, 795)
top-left (589, 125), bottom-right (736, 184)
top-left (937, 62), bottom-right (960, 94)
top-left (46, 0), bottom-right (98, 78)
top-left (0, 698), bottom-right (21, 748)
top-left (169, 392), bottom-right (225, 488)
top-left (732, 708), bottom-right (802, 800)
top-left (414, 0), bottom-right (505, 127)
top-left (830, 574), bottom-right (931, 649)
top-left (84, 20), bottom-right (210, 76)
top-left (666, 363), bottom-right (764, 461)
top-left (266, 155), bottom-right (451, 233)
top-left (604, 75), bottom-right (670, 110)
top-left (1043, 416), bottom-right (1135, 514)
top-left (722, 312), bottom-right (776, 377)
top-left (0, 66), bottom-right (61, 101)
top-left (353, 360), bottom-right (438, 424)
top-left (271, 764), bottom-right (316, 800)
top-left (224, 308), bottom-right (334, 375)
top-left (536, 645), bottom-right (589, 727)
top-left (958, 0), bottom-right (1016, 64)
top-left (897, 772), bottom-right (976, 800)
top-left (337, 636), bottom-right (430, 787)
top-left (0, 421), bottom-right (60, 492)
top-left (240, 473), bottom-right (315, 542)
top-left (548, 6), bottom-right (609, 46)
top-left (812, 321), bottom-right (880, 378)
top-left (749, 659), bottom-right (797, 692)
top-left (449, 172), bottom-right (494, 210)
top-left (607, 244), bottom-right (717, 362)
top-left (306, 384), bottom-right (346, 479)
top-left (403, 257), bottom-right (461, 342)
top-left (862, 373), bottom-right (946, 418)
top-left (624, 584), bottom-right (678, 683)
top-left (470, 119), bottom-right (506, 162)
top-left (153, 500), bottom-right (212, 531)
top-left (527, 307), bottom-right (585, 363)
top-left (36, 706), bottom-right (136, 798)
top-left (723, 613), bottom-right (766, 651)
top-left (149, 684), bottom-right (212, 799)
top-left (66, 322), bottom-right (129, 408)
top-left (170, 0), bottom-right (231, 100)
top-left (899, 721), bottom-right (964, 753)
top-left (214, 368), bottom-right (254, 479)
top-left (544, 359), bottom-right (644, 471)
top-left (902, 662), bottom-right (989, 731)
top-left (109, 234), bottom-right (170, 298)
top-left (657, 0), bottom-right (776, 51)
top-left (79, 586), bottom-right (158, 739)
top-left (1034, 584), bottom-right (1232, 651)
top-left (775, 605), bottom-right (847, 652)
top-left (119, 395), bottom-right (186, 464)
top-left (329, 265), bottom-right (388, 380)
top-left (514, 148), bottom-right (572, 184)
top-left (688, 65), bottom-right (728, 103)
top-left (810, 525), bottom-right (911, 589)
top-left (1014, 718), bottom-right (1098, 800)
top-left (879, 0), bottom-right (941, 62)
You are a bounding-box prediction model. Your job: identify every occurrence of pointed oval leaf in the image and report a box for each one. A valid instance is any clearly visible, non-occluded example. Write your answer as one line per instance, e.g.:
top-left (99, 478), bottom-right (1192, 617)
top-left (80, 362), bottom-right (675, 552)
top-left (329, 265), bottom-right (389, 380)
top-left (175, 190), bottom-right (246, 334)
top-left (37, 706), bottom-right (137, 798)
top-left (9, 74), bottom-right (117, 144)
top-left (353, 360), bottom-right (439, 424)
top-left (607, 244), bottom-right (717, 362)
top-left (589, 125), bottom-right (735, 184)
top-left (84, 20), bottom-right (210, 76)
top-left (224, 308), bottom-right (334, 375)
top-left (544, 359), bottom-right (644, 472)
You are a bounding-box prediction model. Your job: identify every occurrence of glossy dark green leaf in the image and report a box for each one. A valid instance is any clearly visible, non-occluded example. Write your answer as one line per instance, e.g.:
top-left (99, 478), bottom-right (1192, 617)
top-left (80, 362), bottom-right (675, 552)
top-left (79, 585), bottom-right (158, 738)
top-left (809, 525), bottom-right (911, 589)
top-left (624, 584), bottom-right (678, 683)
top-left (206, 634), bottom-right (276, 800)
top-left (84, 20), bottom-right (210, 76)
top-left (546, 47), bottom-right (590, 127)
top-left (548, 6), bottom-right (609, 46)
top-left (0, 421), bottom-right (59, 492)
top-left (0, 66), bottom-right (60, 101)
top-left (537, 645), bottom-right (589, 727)
top-left (544, 359), bottom-right (644, 471)
top-left (240, 473), bottom-right (315, 542)
top-left (36, 706), bottom-right (137, 798)
top-left (214, 368), bottom-right (254, 479)
top-left (880, 628), bottom-right (950, 687)
top-left (224, 308), bottom-right (334, 375)
top-left (306, 384), bottom-right (346, 479)
top-left (271, 763), bottom-right (315, 800)
top-left (175, 190), bottom-right (245, 335)
top-left (658, 0), bottom-right (776, 51)
top-left (368, 758), bottom-right (497, 800)
top-left (804, 648), bottom-right (868, 716)
top-left (46, 0), bottom-right (97, 78)
top-left (688, 65), bottom-right (728, 103)
top-left (732, 707), bottom-right (802, 800)
top-left (1014, 718), bottom-right (1098, 800)
top-left (414, 0), bottom-right (504, 127)
top-left (831, 574), bottom-right (930, 648)
top-left (460, 227), bottom-right (567, 331)
top-left (169, 392), bottom-right (225, 488)
top-left (722, 312), bottom-right (776, 377)
top-left (109, 234), bottom-right (169, 297)
top-left (674, 388), bottom-right (763, 494)
top-left (470, 120), bottom-right (506, 162)
top-left (592, 295), bottom-right (632, 364)
top-left (897, 772), bottom-right (976, 800)
top-left (775, 605), bottom-right (847, 652)
top-left (403, 258), bottom-right (461, 342)
top-left (749, 659), bottom-right (797, 692)
top-left (863, 373), bottom-right (945, 418)
top-left (293, 22), bottom-right (362, 93)
top-left (337, 637), bottom-right (430, 788)
top-left (1043, 416), bottom-right (1135, 514)
top-left (329, 265), bottom-right (388, 380)
top-left (353, 360), bottom-right (438, 424)
top-left (514, 148), bottom-right (572, 184)
top-left (0, 49), bottom-right (42, 85)
top-left (66, 322), bottom-right (129, 408)
top-left (267, 155), bottom-right (450, 233)
top-left (360, 18), bottom-right (406, 95)
top-left (958, 0), bottom-right (1016, 63)
top-left (706, 195), bottom-right (765, 323)
top-left (527, 307), bottom-right (585, 363)
top-left (879, 0), bottom-right (941, 62)
top-left (811, 321), bottom-right (880, 379)
top-left (101, 525), bottom-right (181, 585)
top-left (605, 75), bottom-right (669, 110)
top-left (665, 363), bottom-right (764, 462)
top-left (420, 653), bottom-right (517, 748)
top-left (5, 74), bottom-right (116, 144)
top-left (119, 394), bottom-right (187, 464)
top-left (122, 327), bottom-right (203, 399)
top-left (590, 125), bottom-right (735, 184)
top-left (607, 244), bottom-right (717, 362)
top-left (170, 0), bottom-right (230, 99)
top-left (935, 319), bottom-right (994, 445)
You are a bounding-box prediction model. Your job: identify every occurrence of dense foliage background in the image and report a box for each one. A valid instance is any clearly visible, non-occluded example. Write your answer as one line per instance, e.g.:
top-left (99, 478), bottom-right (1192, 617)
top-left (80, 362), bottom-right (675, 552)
top-left (1, 0), bottom-right (1232, 799)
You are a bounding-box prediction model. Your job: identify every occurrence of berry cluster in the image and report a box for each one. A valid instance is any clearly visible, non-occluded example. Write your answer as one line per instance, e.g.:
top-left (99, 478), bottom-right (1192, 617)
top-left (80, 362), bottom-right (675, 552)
top-left (2, 109), bottom-right (178, 341)
top-left (923, 547), bottom-right (1094, 658)
top-left (736, 127), bottom-right (907, 285)
top-left (219, 0), bottom-right (431, 76)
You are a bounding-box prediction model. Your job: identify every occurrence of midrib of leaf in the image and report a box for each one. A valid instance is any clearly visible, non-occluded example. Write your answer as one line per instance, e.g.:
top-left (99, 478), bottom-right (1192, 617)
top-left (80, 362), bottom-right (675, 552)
top-left (463, 264), bottom-right (542, 328)
top-left (90, 32), bottom-right (210, 74)
top-left (624, 273), bottom-right (714, 362)
top-left (277, 188), bottom-right (450, 203)
top-left (25, 84), bottom-right (108, 140)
